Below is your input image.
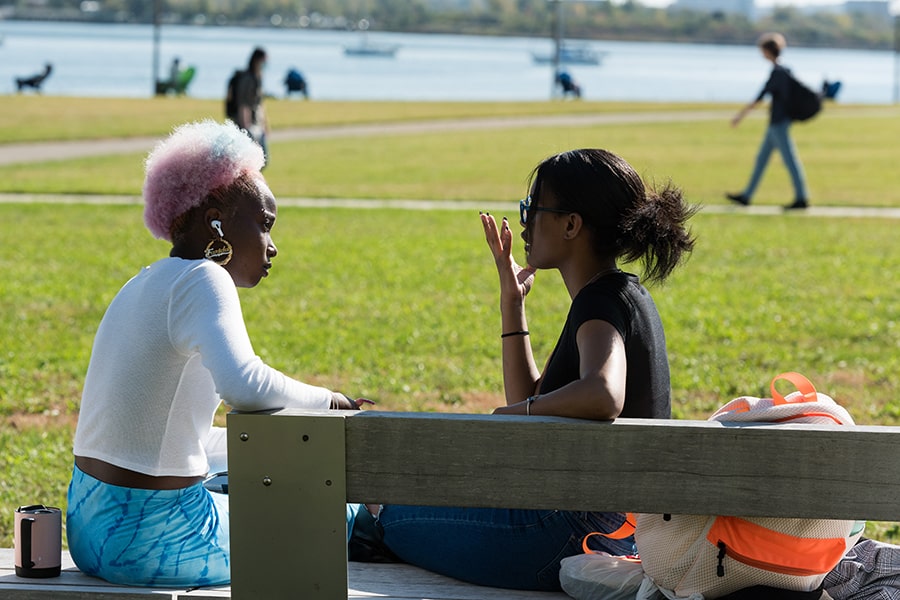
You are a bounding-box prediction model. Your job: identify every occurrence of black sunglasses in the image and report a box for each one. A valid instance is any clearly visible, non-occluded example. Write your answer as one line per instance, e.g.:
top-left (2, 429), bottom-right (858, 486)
top-left (519, 195), bottom-right (570, 226)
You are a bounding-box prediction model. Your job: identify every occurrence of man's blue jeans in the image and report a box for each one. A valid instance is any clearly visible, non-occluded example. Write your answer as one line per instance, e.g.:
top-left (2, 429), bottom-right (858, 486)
top-left (378, 505), bottom-right (634, 591)
top-left (743, 120), bottom-right (808, 201)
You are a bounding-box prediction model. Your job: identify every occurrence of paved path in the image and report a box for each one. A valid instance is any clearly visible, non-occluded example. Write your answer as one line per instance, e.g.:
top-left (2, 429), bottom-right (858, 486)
top-left (0, 110), bottom-right (734, 167)
top-left (2, 192), bottom-right (899, 218)
top-left (4, 106), bottom-right (897, 167)
top-left (2, 109), bottom-right (898, 218)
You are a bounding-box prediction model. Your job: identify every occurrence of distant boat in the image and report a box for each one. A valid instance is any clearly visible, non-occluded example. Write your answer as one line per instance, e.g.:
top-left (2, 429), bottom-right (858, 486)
top-left (344, 18), bottom-right (398, 58)
top-left (532, 43), bottom-right (605, 66)
top-left (344, 33), bottom-right (399, 58)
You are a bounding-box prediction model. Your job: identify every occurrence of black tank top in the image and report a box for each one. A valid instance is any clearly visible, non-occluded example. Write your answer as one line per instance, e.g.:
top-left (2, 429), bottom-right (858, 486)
top-left (538, 272), bottom-right (671, 419)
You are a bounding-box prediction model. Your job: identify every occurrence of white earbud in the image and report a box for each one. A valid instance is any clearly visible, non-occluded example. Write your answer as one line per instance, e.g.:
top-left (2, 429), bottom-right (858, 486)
top-left (211, 220), bottom-right (224, 238)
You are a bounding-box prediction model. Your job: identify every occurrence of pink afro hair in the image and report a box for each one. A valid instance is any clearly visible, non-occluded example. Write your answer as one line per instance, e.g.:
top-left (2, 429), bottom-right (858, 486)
top-left (143, 119), bottom-right (265, 240)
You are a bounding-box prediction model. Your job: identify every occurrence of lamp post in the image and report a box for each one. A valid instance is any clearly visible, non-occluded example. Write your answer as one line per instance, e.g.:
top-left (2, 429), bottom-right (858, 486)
top-left (550, 0), bottom-right (563, 98)
top-left (152, 0), bottom-right (161, 96)
top-left (894, 3), bottom-right (899, 104)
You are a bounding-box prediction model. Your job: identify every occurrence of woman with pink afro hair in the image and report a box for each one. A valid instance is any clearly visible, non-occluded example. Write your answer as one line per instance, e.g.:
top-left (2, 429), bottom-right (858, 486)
top-left (143, 119), bottom-right (264, 241)
top-left (67, 119), bottom-right (365, 588)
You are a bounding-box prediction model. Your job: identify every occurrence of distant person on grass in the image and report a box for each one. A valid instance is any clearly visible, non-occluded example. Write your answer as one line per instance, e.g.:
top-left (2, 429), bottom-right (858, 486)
top-left (66, 120), bottom-right (365, 587)
top-left (348, 148), bottom-right (697, 591)
top-left (556, 70), bottom-right (582, 98)
top-left (230, 47), bottom-right (269, 165)
top-left (168, 57), bottom-right (182, 88)
top-left (225, 48), bottom-right (269, 167)
top-left (726, 32), bottom-right (810, 210)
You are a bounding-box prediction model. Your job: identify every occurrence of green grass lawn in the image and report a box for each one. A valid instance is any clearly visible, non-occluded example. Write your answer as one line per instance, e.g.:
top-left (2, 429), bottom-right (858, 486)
top-left (2, 99), bottom-right (898, 208)
top-left (2, 205), bottom-right (899, 546)
top-left (0, 95), bottom-right (736, 143)
top-left (2, 96), bottom-right (899, 546)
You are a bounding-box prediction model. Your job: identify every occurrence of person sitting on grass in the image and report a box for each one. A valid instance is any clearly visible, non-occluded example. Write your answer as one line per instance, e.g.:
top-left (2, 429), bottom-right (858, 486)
top-left (66, 119), bottom-right (364, 588)
top-left (556, 70), bottom-right (582, 99)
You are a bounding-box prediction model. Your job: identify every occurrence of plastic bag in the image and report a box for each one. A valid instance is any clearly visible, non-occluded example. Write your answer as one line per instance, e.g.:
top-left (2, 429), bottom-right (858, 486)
top-left (560, 552), bottom-right (646, 600)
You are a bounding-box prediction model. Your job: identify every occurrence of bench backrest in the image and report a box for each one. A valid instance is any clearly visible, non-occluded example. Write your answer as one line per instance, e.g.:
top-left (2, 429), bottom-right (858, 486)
top-left (226, 409), bottom-right (900, 599)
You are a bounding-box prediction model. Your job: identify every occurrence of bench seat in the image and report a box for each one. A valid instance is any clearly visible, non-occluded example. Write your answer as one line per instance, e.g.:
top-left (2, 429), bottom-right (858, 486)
top-left (0, 549), bottom-right (565, 599)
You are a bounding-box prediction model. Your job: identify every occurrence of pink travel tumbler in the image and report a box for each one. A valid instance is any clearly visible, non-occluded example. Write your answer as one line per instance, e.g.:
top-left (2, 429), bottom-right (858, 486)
top-left (14, 504), bottom-right (62, 578)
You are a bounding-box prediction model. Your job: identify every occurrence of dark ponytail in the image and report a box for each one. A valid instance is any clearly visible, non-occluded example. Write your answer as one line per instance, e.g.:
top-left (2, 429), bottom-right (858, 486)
top-left (618, 180), bottom-right (697, 285)
top-left (531, 148), bottom-right (697, 285)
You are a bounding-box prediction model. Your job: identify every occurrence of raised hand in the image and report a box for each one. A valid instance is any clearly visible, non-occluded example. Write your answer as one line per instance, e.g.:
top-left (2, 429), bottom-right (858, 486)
top-left (480, 212), bottom-right (535, 302)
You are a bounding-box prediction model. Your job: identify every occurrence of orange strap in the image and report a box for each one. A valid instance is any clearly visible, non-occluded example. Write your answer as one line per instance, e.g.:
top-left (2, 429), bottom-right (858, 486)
top-left (582, 513), bottom-right (636, 553)
top-left (770, 372), bottom-right (817, 405)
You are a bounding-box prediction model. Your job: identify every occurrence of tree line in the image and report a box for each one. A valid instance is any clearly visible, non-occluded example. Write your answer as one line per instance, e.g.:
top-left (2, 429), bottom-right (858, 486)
top-left (7, 0), bottom-right (895, 50)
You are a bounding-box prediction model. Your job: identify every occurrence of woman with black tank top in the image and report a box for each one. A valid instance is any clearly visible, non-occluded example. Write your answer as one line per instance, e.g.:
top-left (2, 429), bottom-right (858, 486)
top-left (352, 148), bottom-right (697, 592)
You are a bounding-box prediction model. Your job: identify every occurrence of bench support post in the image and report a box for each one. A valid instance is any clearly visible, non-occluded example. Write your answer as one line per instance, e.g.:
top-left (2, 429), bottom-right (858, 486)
top-left (228, 411), bottom-right (348, 599)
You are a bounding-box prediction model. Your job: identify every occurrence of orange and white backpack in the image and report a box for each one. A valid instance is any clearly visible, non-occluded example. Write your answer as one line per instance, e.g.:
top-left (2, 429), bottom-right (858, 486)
top-left (565, 373), bottom-right (864, 600)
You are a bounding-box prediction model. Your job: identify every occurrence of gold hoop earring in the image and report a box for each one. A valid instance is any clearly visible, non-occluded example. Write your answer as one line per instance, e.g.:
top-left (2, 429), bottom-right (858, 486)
top-left (204, 238), bottom-right (233, 265)
top-left (204, 220), bottom-right (233, 265)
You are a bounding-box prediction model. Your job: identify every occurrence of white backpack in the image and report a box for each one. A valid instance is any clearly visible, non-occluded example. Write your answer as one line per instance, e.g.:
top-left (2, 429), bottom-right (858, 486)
top-left (563, 373), bottom-right (864, 600)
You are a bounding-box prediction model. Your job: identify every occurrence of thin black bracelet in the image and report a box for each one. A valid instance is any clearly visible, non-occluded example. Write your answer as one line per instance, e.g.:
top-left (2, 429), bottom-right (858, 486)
top-left (500, 330), bottom-right (529, 338)
top-left (526, 395), bottom-right (537, 416)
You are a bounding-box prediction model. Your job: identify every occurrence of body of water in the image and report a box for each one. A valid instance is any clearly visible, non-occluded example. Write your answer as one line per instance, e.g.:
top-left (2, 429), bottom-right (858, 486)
top-left (0, 20), bottom-right (896, 104)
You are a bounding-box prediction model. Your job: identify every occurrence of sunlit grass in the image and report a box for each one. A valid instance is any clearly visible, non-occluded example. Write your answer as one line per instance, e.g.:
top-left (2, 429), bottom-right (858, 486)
top-left (2, 98), bottom-right (899, 547)
top-left (0, 94), bottom-right (732, 143)
top-left (2, 202), bottom-right (900, 544)
top-left (2, 102), bottom-right (899, 208)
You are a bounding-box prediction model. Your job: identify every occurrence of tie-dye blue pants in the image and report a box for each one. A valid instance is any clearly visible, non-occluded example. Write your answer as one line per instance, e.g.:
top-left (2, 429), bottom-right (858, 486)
top-left (66, 465), bottom-right (231, 587)
top-left (66, 465), bottom-right (361, 587)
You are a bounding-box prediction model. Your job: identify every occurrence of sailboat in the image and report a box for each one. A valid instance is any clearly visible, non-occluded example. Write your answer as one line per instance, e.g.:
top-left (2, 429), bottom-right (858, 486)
top-left (344, 38), bottom-right (399, 57)
top-left (343, 19), bottom-right (399, 58)
top-left (532, 0), bottom-right (608, 68)
top-left (532, 42), bottom-right (605, 66)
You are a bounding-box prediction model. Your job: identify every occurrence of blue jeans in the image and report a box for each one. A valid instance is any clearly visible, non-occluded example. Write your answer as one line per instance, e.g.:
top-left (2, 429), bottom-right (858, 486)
top-left (378, 505), bottom-right (634, 591)
top-left (743, 120), bottom-right (808, 201)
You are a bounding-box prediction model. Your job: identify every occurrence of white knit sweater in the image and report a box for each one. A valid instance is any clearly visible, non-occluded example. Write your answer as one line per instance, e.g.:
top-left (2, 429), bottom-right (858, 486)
top-left (73, 258), bottom-right (332, 477)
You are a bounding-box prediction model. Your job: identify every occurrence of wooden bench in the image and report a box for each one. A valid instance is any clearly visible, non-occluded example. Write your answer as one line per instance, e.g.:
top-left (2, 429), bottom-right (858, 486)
top-left (226, 409), bottom-right (900, 600)
top-left (5, 410), bottom-right (900, 599)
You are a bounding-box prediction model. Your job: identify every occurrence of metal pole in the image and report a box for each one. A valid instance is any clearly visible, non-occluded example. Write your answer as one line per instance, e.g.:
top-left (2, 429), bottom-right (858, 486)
top-left (152, 0), bottom-right (161, 96)
top-left (551, 0), bottom-right (563, 98)
top-left (894, 13), bottom-right (899, 104)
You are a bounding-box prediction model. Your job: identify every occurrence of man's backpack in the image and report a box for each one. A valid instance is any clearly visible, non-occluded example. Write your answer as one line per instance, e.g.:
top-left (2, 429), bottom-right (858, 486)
top-left (224, 69), bottom-right (244, 123)
top-left (786, 72), bottom-right (822, 122)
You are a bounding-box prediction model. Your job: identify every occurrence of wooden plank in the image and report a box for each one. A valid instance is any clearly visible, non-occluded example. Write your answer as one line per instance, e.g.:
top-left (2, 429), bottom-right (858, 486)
top-left (0, 549), bottom-right (229, 599)
top-left (326, 410), bottom-right (900, 521)
top-left (347, 562), bottom-right (566, 599)
top-left (0, 550), bottom-right (564, 600)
